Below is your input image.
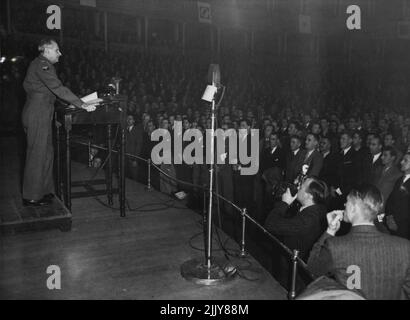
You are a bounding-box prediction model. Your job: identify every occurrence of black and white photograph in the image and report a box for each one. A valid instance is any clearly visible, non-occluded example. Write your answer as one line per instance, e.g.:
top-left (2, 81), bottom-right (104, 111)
top-left (0, 0), bottom-right (409, 304)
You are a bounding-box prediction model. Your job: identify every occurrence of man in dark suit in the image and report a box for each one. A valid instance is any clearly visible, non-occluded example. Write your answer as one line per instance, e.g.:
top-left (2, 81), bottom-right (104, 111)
top-left (385, 153), bottom-right (410, 239)
top-left (285, 135), bottom-right (306, 184)
top-left (125, 114), bottom-right (143, 180)
top-left (308, 184), bottom-right (410, 300)
top-left (22, 38), bottom-right (95, 206)
top-left (303, 133), bottom-right (323, 177)
top-left (260, 133), bottom-right (285, 176)
top-left (352, 130), bottom-right (370, 184)
top-left (331, 132), bottom-right (358, 209)
top-left (259, 133), bottom-right (285, 211)
top-left (384, 132), bottom-right (403, 165)
top-left (363, 135), bottom-right (383, 185)
top-left (376, 146), bottom-right (402, 209)
top-left (259, 124), bottom-right (273, 155)
top-left (280, 120), bottom-right (300, 155)
top-left (265, 176), bottom-right (328, 260)
top-left (319, 137), bottom-right (339, 189)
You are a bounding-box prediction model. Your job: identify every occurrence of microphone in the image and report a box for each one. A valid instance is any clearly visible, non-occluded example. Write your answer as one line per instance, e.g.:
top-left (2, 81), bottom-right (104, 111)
top-left (207, 64), bottom-right (221, 88)
top-left (202, 64), bottom-right (221, 102)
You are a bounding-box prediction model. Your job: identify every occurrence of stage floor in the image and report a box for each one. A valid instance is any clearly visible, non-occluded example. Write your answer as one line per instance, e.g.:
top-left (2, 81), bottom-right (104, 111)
top-left (0, 136), bottom-right (286, 299)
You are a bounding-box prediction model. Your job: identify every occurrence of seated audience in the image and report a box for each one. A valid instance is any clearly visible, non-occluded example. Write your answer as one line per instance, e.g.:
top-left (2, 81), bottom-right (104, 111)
top-left (385, 152), bottom-right (410, 239)
top-left (376, 146), bottom-right (402, 209)
top-left (307, 184), bottom-right (410, 300)
top-left (265, 177), bottom-right (328, 260)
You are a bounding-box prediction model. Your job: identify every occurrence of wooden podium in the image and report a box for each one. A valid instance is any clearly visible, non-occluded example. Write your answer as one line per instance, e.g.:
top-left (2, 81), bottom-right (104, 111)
top-left (54, 94), bottom-right (127, 217)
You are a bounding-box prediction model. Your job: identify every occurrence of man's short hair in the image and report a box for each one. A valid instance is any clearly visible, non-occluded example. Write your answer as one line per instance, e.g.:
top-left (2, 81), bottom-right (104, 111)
top-left (320, 136), bottom-right (331, 145)
top-left (239, 118), bottom-right (250, 126)
top-left (270, 132), bottom-right (280, 140)
top-left (348, 184), bottom-right (383, 221)
top-left (383, 146), bottom-right (397, 158)
top-left (290, 135), bottom-right (302, 144)
top-left (307, 133), bottom-right (320, 143)
top-left (353, 130), bottom-right (365, 141)
top-left (341, 131), bottom-right (353, 140)
top-left (305, 177), bottom-right (328, 204)
top-left (289, 121), bottom-right (300, 131)
top-left (372, 135), bottom-right (383, 146)
top-left (38, 38), bottom-right (57, 53)
top-left (385, 132), bottom-right (396, 141)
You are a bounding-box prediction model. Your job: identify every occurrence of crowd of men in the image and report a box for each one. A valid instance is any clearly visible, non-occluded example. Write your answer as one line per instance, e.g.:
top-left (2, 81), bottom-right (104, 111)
top-left (4, 34), bottom-right (410, 299)
top-left (123, 104), bottom-right (410, 299)
top-left (51, 40), bottom-right (410, 300)
top-left (122, 108), bottom-right (410, 233)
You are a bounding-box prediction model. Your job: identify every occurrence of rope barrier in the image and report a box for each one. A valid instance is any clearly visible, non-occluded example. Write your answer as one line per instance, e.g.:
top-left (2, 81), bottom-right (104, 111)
top-left (70, 138), bottom-right (314, 280)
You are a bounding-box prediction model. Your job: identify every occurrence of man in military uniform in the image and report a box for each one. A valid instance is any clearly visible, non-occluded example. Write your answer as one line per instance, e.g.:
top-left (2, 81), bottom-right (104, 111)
top-left (22, 38), bottom-right (95, 206)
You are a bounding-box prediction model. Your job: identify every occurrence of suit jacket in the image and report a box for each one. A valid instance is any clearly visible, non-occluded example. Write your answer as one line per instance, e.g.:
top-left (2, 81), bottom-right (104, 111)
top-left (335, 147), bottom-right (358, 195)
top-left (385, 176), bottom-right (410, 239)
top-left (303, 149), bottom-right (324, 178)
top-left (125, 123), bottom-right (143, 158)
top-left (260, 146), bottom-right (285, 174)
top-left (285, 149), bottom-right (307, 183)
top-left (307, 225), bottom-right (410, 300)
top-left (264, 201), bottom-right (327, 260)
top-left (319, 152), bottom-right (339, 188)
top-left (280, 133), bottom-right (290, 155)
top-left (376, 165), bottom-right (402, 207)
top-left (363, 153), bottom-right (384, 185)
top-left (354, 147), bottom-right (370, 184)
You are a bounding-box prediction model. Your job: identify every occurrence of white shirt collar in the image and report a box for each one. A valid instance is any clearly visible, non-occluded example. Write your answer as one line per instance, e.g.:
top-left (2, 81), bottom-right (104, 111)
top-left (323, 151), bottom-right (330, 158)
top-left (372, 152), bottom-right (382, 164)
top-left (299, 203), bottom-right (315, 212)
top-left (293, 148), bottom-right (300, 156)
top-left (343, 146), bottom-right (351, 155)
top-left (352, 223), bottom-right (375, 227)
top-left (271, 146), bottom-right (277, 154)
top-left (240, 132), bottom-right (248, 141)
top-left (306, 149), bottom-right (314, 158)
top-left (404, 174), bottom-right (410, 183)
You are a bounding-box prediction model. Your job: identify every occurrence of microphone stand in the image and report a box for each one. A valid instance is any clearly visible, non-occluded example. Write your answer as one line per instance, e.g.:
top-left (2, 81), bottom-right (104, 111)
top-left (180, 82), bottom-right (235, 285)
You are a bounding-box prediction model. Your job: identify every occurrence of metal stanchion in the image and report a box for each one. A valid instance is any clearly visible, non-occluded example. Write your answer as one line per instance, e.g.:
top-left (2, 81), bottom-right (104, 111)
top-left (55, 117), bottom-right (62, 199)
top-left (88, 138), bottom-right (92, 168)
top-left (202, 187), bottom-right (208, 262)
top-left (146, 158), bottom-right (152, 191)
top-left (238, 208), bottom-right (248, 258)
top-left (288, 249), bottom-right (300, 300)
top-left (119, 128), bottom-right (126, 217)
top-left (65, 126), bottom-right (71, 211)
top-left (107, 124), bottom-right (113, 206)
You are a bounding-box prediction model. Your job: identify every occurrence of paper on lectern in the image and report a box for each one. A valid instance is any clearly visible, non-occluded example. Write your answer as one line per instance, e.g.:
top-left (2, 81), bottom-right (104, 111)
top-left (81, 92), bottom-right (103, 105)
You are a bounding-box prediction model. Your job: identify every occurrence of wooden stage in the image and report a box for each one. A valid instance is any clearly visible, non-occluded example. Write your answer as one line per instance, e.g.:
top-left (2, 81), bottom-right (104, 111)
top-left (0, 136), bottom-right (286, 300)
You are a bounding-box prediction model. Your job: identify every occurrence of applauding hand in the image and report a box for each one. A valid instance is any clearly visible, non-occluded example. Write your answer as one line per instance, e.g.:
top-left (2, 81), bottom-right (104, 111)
top-left (282, 188), bottom-right (297, 205)
top-left (326, 210), bottom-right (344, 236)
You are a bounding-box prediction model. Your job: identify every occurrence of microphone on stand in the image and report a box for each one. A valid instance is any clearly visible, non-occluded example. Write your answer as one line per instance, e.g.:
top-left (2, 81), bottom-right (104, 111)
top-left (181, 63), bottom-right (234, 285)
top-left (202, 64), bottom-right (221, 102)
top-left (208, 64), bottom-right (221, 88)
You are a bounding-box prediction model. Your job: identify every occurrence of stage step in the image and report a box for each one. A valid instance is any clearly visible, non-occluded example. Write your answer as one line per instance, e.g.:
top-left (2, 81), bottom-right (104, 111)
top-left (0, 195), bottom-right (72, 235)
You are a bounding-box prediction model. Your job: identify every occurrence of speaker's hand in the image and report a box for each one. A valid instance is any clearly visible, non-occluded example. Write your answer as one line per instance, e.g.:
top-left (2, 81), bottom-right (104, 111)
top-left (81, 103), bottom-right (97, 112)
